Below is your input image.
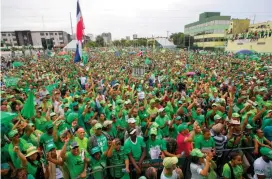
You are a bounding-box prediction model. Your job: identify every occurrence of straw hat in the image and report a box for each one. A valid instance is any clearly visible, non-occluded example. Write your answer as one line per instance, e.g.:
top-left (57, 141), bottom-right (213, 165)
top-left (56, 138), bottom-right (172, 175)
top-left (25, 146), bottom-right (39, 157)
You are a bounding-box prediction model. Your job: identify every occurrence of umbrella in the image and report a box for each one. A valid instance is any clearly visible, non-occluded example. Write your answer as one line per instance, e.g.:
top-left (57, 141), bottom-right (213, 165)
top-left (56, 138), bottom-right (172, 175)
top-left (186, 72), bottom-right (196, 76)
top-left (58, 51), bottom-right (68, 55)
top-left (1, 112), bottom-right (18, 124)
top-left (235, 50), bottom-right (254, 55)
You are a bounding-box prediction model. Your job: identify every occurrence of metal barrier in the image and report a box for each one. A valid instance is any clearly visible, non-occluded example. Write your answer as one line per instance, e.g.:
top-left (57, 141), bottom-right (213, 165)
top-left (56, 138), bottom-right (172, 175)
top-left (83, 147), bottom-right (255, 179)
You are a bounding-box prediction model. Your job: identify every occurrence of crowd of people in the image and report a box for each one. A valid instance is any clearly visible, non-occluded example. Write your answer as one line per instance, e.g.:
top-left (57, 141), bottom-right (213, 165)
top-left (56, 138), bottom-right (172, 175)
top-left (0, 48), bottom-right (272, 179)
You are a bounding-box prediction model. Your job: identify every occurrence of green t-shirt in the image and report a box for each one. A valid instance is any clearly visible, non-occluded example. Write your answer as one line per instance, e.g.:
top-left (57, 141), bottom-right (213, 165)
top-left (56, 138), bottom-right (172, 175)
top-left (74, 137), bottom-right (88, 151)
top-left (26, 160), bottom-right (39, 176)
top-left (90, 155), bottom-right (107, 179)
top-left (147, 107), bottom-right (158, 115)
top-left (34, 116), bottom-right (47, 131)
top-left (22, 133), bottom-right (38, 147)
top-left (222, 163), bottom-right (243, 179)
top-left (169, 124), bottom-right (179, 139)
top-left (65, 152), bottom-right (85, 179)
top-left (193, 133), bottom-right (203, 146)
top-left (194, 135), bottom-right (215, 150)
top-left (96, 135), bottom-right (108, 153)
top-left (155, 115), bottom-right (170, 137)
top-left (147, 138), bottom-right (167, 157)
top-left (39, 133), bottom-right (54, 148)
top-left (124, 136), bottom-right (146, 161)
top-left (192, 109), bottom-right (205, 125)
top-left (8, 139), bottom-right (28, 169)
top-left (109, 147), bottom-right (129, 178)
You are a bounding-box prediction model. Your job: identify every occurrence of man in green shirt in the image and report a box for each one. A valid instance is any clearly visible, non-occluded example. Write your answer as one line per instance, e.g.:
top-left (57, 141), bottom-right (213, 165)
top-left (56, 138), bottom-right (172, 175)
top-left (87, 123), bottom-right (108, 154)
top-left (155, 108), bottom-right (170, 137)
top-left (8, 130), bottom-right (28, 169)
top-left (194, 128), bottom-right (215, 153)
top-left (124, 128), bottom-right (146, 175)
top-left (74, 127), bottom-right (88, 152)
top-left (21, 124), bottom-right (38, 147)
top-left (60, 141), bottom-right (87, 179)
top-left (39, 123), bottom-right (54, 149)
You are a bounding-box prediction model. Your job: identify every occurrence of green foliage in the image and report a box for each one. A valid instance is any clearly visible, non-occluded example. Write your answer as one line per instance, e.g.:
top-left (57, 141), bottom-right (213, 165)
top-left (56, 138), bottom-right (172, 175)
top-left (170, 32), bottom-right (184, 46)
top-left (85, 41), bottom-right (97, 48)
top-left (96, 35), bottom-right (105, 47)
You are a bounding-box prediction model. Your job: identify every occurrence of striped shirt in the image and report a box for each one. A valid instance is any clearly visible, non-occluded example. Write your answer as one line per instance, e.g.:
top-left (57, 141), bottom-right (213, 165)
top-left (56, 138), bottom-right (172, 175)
top-left (210, 130), bottom-right (227, 157)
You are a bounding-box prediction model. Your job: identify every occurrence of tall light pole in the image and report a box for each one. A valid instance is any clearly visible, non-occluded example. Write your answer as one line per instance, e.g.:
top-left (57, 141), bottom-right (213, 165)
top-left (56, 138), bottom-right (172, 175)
top-left (167, 31), bottom-right (169, 39)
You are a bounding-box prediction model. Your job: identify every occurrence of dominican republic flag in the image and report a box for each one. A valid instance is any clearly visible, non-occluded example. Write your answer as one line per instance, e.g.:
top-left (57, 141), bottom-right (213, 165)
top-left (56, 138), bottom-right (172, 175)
top-left (74, 0), bottom-right (85, 63)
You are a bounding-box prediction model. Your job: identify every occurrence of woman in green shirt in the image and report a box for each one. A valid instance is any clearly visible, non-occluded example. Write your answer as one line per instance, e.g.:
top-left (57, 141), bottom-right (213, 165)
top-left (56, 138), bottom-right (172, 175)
top-left (222, 152), bottom-right (243, 179)
top-left (14, 146), bottom-right (49, 179)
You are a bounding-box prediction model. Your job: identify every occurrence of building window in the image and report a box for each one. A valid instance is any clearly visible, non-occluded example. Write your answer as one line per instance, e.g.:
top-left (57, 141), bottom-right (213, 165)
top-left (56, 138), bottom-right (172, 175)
top-left (55, 33), bottom-right (57, 35)
top-left (40, 32), bottom-right (44, 36)
top-left (46, 33), bottom-right (48, 35)
top-left (50, 32), bottom-right (53, 35)
top-left (60, 42), bottom-right (64, 44)
top-left (13, 38), bottom-right (16, 41)
top-left (8, 34), bottom-right (10, 36)
top-left (3, 38), bottom-right (7, 41)
top-left (59, 37), bottom-right (63, 40)
top-left (58, 32), bottom-right (62, 35)
top-left (2, 33), bottom-right (6, 36)
top-left (12, 33), bottom-right (15, 36)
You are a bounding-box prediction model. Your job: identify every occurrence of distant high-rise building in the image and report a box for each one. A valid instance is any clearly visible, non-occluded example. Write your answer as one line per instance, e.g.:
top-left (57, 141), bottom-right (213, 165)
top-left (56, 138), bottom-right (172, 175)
top-left (133, 34), bottom-right (137, 39)
top-left (101, 32), bottom-right (112, 44)
top-left (126, 36), bottom-right (130, 40)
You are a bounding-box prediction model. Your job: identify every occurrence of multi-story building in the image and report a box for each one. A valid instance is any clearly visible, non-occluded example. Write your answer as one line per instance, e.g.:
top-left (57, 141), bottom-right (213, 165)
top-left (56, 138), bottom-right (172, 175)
top-left (126, 36), bottom-right (130, 40)
top-left (184, 12), bottom-right (231, 48)
top-left (1, 30), bottom-right (71, 48)
top-left (133, 34), bottom-right (138, 39)
top-left (101, 32), bottom-right (112, 44)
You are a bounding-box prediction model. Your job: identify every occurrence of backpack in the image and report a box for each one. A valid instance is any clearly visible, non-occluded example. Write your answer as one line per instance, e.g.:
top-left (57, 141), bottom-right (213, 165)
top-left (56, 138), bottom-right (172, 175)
top-left (87, 131), bottom-right (113, 154)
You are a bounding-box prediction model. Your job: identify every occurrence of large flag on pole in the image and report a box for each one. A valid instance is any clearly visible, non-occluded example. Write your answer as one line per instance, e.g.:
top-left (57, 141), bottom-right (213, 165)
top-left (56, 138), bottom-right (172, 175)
top-left (74, 0), bottom-right (85, 63)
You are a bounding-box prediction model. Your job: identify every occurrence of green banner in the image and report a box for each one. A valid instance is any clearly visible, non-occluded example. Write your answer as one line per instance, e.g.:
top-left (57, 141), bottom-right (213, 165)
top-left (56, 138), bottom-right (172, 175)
top-left (4, 77), bottom-right (20, 87)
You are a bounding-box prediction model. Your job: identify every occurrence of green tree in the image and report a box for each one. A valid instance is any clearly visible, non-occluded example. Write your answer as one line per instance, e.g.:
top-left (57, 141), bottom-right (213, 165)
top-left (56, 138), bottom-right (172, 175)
top-left (96, 35), bottom-right (104, 47)
top-left (113, 40), bottom-right (121, 46)
top-left (170, 32), bottom-right (184, 47)
top-left (85, 41), bottom-right (97, 48)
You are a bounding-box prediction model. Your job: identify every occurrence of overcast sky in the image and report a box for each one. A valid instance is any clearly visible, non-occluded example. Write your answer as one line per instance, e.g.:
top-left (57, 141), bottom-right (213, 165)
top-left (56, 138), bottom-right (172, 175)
top-left (1, 0), bottom-right (272, 39)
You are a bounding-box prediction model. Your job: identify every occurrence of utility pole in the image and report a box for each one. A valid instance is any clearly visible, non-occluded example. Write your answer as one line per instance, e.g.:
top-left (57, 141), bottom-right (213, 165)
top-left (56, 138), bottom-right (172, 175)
top-left (42, 16), bottom-right (45, 29)
top-left (253, 15), bottom-right (256, 24)
top-left (167, 31), bottom-right (169, 39)
top-left (70, 12), bottom-right (74, 36)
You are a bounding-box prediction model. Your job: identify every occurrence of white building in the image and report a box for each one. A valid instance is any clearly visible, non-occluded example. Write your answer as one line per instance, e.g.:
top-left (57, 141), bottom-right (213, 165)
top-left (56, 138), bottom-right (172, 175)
top-left (101, 32), bottom-right (112, 44)
top-left (31, 31), bottom-right (70, 47)
top-left (1, 30), bottom-right (70, 48)
top-left (1, 31), bottom-right (18, 46)
top-left (133, 34), bottom-right (138, 39)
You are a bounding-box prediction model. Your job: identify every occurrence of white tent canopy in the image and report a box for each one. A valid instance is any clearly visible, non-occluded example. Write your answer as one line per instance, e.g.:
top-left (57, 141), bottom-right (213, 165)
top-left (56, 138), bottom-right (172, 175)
top-left (63, 40), bottom-right (84, 52)
top-left (155, 38), bottom-right (176, 49)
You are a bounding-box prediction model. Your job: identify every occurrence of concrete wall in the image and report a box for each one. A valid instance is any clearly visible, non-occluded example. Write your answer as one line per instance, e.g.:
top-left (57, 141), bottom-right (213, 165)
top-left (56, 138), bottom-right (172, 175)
top-left (228, 19), bottom-right (250, 35)
top-left (194, 41), bottom-right (225, 48)
top-left (225, 37), bottom-right (272, 53)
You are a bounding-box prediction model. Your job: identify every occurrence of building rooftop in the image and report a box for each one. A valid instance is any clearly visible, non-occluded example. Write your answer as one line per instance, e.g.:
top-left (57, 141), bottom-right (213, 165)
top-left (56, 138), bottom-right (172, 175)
top-left (185, 12), bottom-right (231, 28)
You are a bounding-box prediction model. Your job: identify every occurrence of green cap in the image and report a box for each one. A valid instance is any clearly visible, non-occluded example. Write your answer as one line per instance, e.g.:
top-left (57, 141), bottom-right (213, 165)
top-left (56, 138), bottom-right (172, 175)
top-left (8, 129), bottom-right (18, 138)
top-left (246, 124), bottom-right (253, 129)
top-left (74, 95), bottom-right (80, 98)
top-left (71, 102), bottom-right (79, 107)
top-left (94, 123), bottom-right (103, 129)
top-left (45, 142), bottom-right (56, 152)
top-left (46, 123), bottom-right (54, 130)
top-left (67, 113), bottom-right (78, 124)
top-left (190, 149), bottom-right (205, 157)
top-left (260, 147), bottom-right (272, 159)
top-left (175, 116), bottom-right (182, 120)
top-left (91, 147), bottom-right (101, 155)
top-left (232, 113), bottom-right (240, 118)
top-left (178, 124), bottom-right (188, 132)
top-left (150, 127), bottom-right (157, 135)
top-left (214, 114), bottom-right (222, 120)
